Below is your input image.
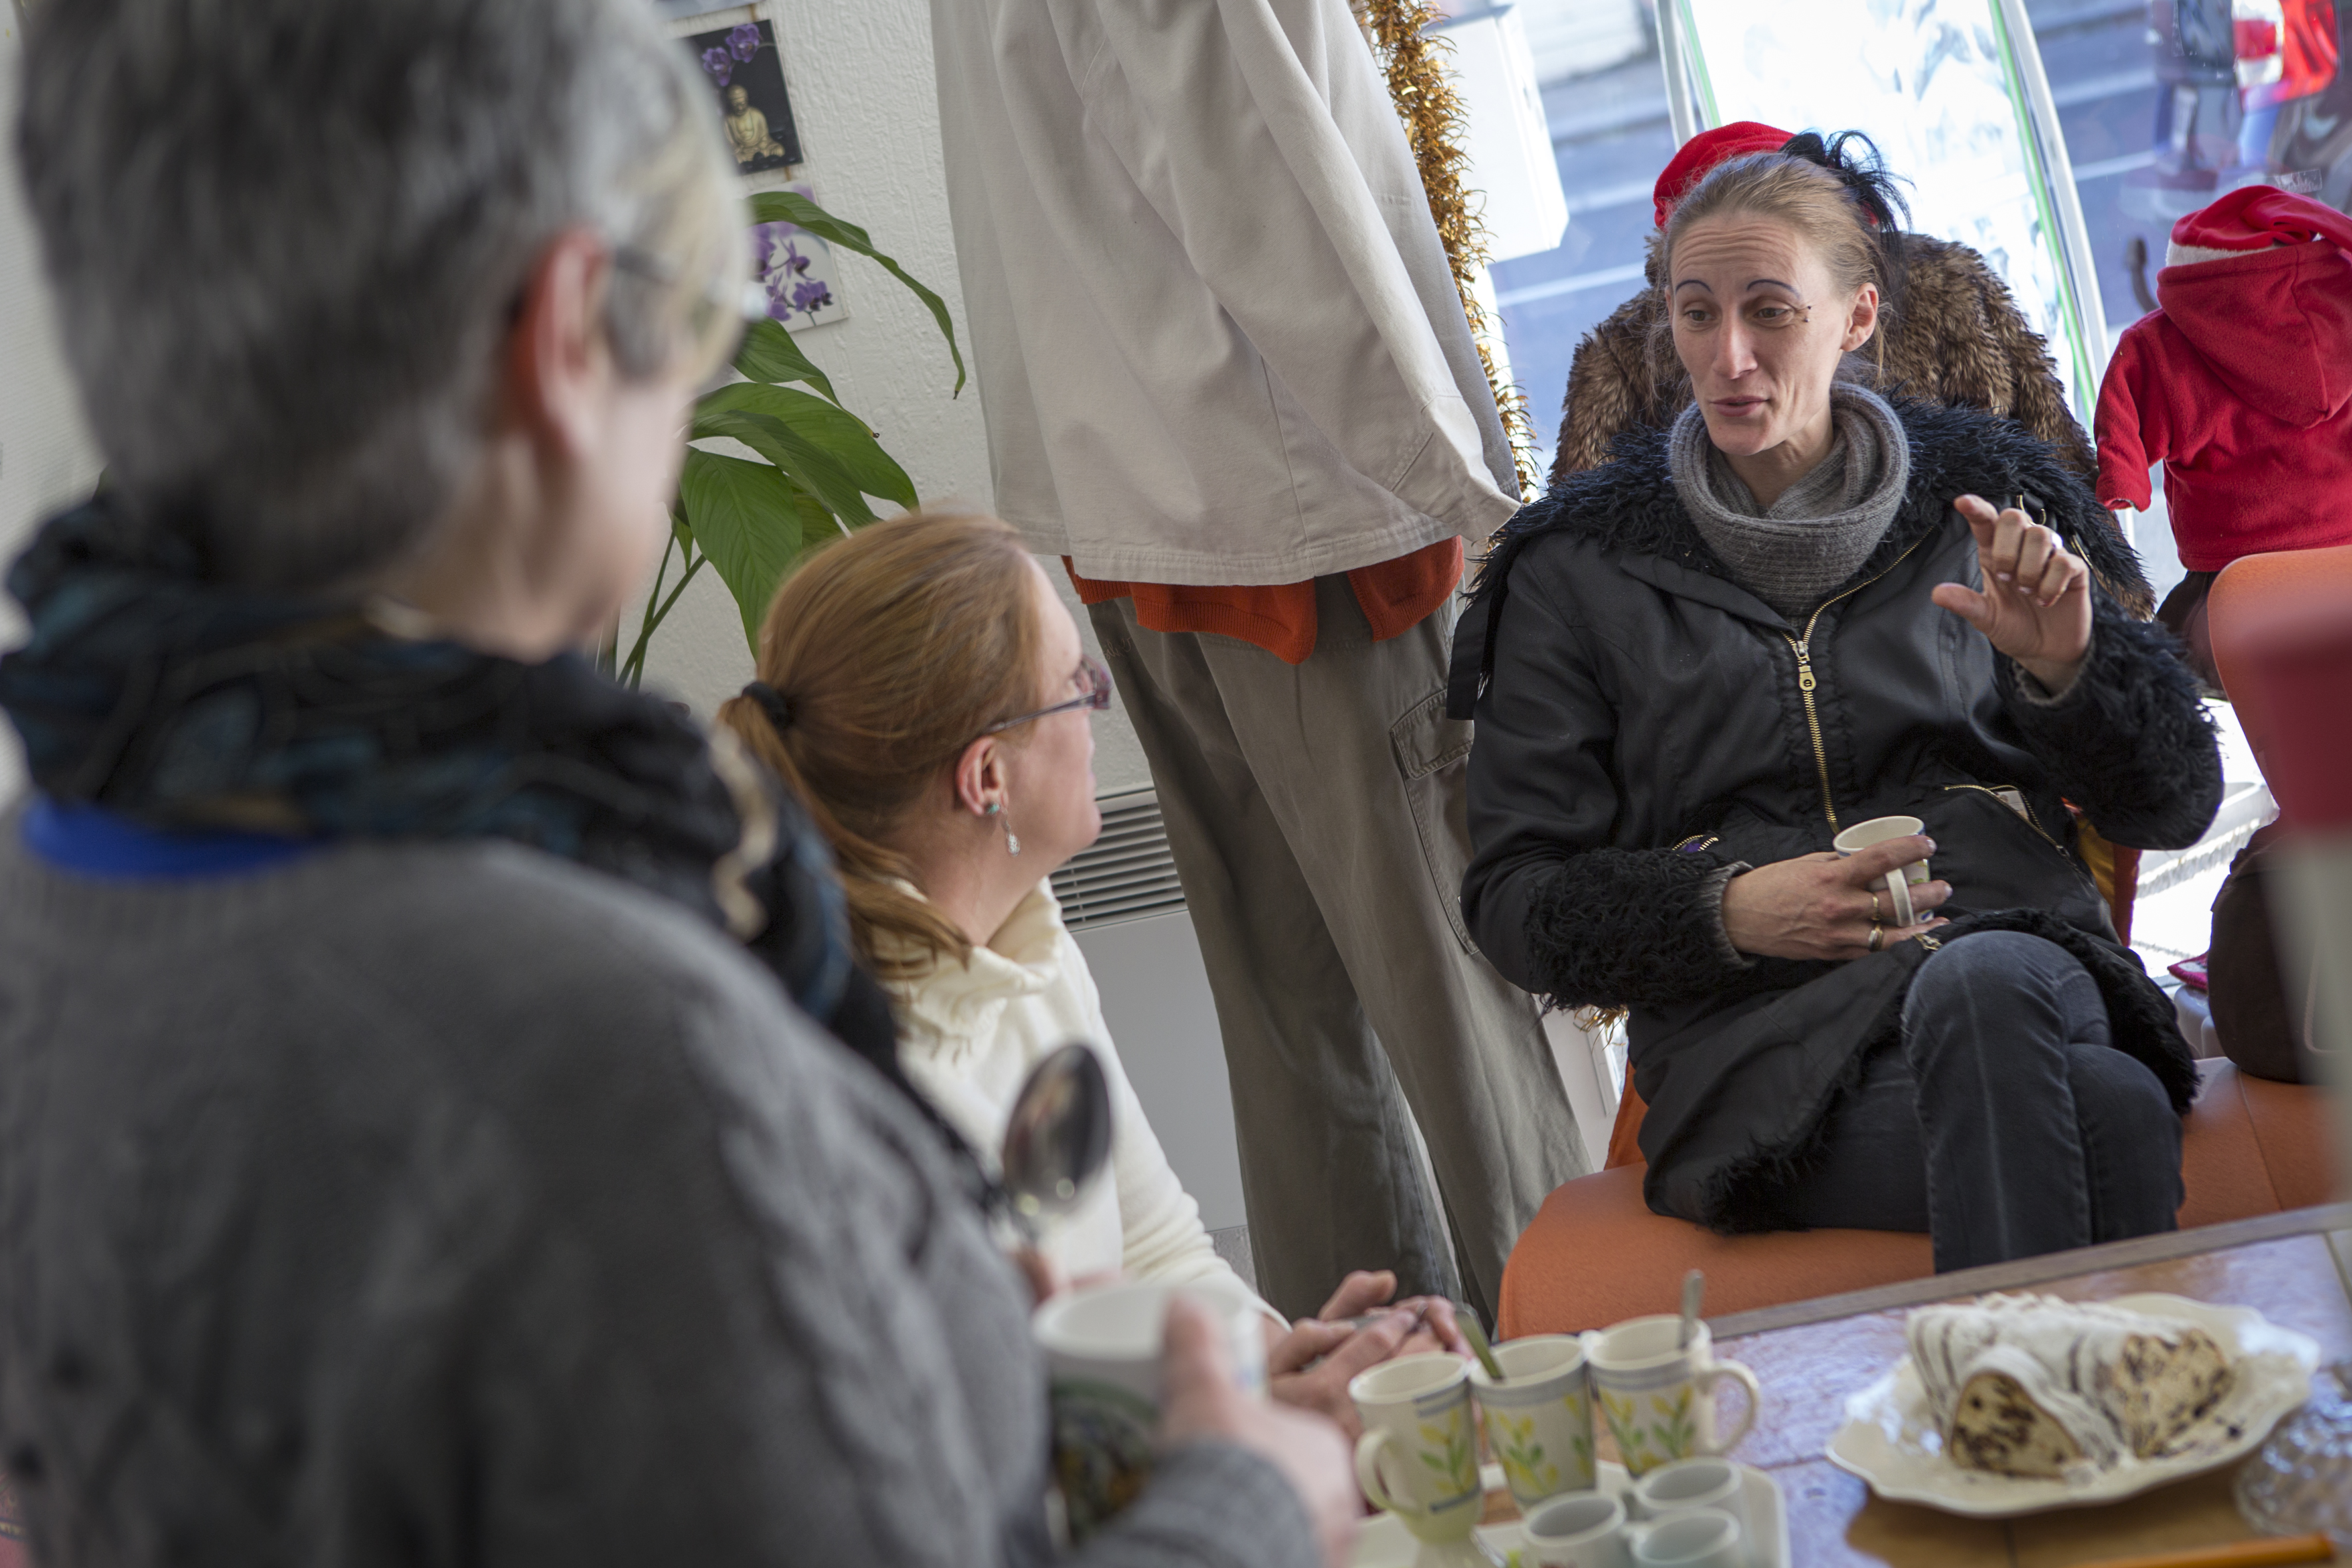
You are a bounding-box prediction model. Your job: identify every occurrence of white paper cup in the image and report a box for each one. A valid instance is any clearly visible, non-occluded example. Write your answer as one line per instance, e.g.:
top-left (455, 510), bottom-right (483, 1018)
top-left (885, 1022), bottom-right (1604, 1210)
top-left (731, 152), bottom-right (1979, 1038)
top-left (1034, 1276), bottom-right (1267, 1539)
top-left (1469, 1334), bottom-right (1598, 1508)
top-left (1833, 813), bottom-right (1932, 927)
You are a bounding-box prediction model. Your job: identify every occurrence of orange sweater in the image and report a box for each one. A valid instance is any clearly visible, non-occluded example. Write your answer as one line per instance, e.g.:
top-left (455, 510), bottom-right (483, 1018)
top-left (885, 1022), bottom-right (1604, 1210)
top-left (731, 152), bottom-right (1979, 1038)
top-left (1065, 537), bottom-right (1463, 665)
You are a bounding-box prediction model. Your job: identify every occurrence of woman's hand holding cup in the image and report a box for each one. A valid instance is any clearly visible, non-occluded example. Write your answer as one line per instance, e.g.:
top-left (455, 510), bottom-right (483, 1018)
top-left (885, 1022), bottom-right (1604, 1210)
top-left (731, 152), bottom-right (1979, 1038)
top-left (1721, 836), bottom-right (1948, 961)
top-left (1163, 1296), bottom-right (1359, 1568)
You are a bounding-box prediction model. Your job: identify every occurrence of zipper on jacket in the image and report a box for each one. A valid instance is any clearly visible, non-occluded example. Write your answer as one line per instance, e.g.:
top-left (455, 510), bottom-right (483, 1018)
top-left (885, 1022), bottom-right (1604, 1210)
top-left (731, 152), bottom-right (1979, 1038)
top-left (1780, 535), bottom-right (1933, 832)
top-left (1786, 635), bottom-right (1839, 832)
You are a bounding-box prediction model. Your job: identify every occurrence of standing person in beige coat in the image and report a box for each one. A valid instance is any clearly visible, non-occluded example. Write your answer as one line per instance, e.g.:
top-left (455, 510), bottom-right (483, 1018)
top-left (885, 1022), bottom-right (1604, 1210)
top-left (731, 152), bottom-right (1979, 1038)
top-left (926, 0), bottom-right (1590, 1322)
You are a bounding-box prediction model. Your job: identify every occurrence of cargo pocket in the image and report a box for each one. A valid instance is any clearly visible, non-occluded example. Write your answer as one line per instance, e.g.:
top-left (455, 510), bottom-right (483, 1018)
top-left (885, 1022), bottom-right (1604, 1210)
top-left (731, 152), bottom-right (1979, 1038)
top-left (1391, 684), bottom-right (1480, 955)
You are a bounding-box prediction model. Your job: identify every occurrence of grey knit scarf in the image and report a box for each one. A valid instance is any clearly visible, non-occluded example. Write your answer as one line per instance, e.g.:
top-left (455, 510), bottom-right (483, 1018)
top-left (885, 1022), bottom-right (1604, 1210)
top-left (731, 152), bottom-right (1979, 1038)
top-left (1668, 382), bottom-right (1911, 623)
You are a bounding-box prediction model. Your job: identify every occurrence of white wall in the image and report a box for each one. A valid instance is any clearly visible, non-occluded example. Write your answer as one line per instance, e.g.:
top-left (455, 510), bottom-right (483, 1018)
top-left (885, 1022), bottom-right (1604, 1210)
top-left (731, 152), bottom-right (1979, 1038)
top-left (0, 0), bottom-right (1156, 801)
top-left (637, 0), bottom-right (1154, 794)
top-left (0, 10), bottom-right (108, 800)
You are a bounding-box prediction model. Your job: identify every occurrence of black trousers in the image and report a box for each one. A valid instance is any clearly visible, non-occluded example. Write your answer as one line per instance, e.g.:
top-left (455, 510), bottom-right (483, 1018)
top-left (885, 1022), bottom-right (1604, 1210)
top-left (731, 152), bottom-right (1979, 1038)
top-left (1779, 931), bottom-right (2185, 1272)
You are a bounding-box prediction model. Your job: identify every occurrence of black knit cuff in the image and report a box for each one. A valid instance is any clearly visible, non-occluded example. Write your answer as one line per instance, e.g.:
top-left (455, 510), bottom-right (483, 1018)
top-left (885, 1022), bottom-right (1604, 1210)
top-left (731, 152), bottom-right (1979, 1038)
top-left (1699, 861), bottom-right (1753, 969)
top-left (1997, 595), bottom-right (2221, 850)
top-left (1524, 847), bottom-right (1757, 1010)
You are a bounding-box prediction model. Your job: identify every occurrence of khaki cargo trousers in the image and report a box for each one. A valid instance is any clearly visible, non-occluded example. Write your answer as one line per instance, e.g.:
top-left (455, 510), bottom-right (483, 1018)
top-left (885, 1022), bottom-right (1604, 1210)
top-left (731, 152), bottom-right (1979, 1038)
top-left (1089, 574), bottom-right (1589, 1322)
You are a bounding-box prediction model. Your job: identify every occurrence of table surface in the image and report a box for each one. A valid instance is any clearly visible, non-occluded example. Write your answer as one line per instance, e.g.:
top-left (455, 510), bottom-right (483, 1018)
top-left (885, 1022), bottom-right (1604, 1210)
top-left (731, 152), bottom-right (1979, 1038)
top-left (1687, 1204), bottom-right (2352, 1567)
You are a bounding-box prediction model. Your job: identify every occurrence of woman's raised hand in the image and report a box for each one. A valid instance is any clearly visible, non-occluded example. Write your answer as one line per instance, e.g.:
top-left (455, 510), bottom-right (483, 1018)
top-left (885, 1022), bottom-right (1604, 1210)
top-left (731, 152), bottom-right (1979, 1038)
top-left (1720, 838), bottom-right (1948, 961)
top-left (1930, 495), bottom-right (2092, 692)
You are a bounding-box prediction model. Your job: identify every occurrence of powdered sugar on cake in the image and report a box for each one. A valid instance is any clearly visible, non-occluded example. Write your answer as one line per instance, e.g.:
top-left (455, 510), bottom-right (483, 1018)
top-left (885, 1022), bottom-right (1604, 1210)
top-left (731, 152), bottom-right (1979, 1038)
top-left (1904, 1294), bottom-right (2236, 1480)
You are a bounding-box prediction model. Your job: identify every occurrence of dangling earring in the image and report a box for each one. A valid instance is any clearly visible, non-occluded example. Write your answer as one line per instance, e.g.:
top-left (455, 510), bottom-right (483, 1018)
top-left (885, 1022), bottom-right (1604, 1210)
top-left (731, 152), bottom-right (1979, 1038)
top-left (983, 797), bottom-right (1021, 855)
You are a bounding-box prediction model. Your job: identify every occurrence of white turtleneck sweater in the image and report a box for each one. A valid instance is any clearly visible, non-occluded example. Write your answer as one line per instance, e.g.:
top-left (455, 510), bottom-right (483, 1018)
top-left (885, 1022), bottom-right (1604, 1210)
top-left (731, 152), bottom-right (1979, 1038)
top-left (882, 882), bottom-right (1277, 1318)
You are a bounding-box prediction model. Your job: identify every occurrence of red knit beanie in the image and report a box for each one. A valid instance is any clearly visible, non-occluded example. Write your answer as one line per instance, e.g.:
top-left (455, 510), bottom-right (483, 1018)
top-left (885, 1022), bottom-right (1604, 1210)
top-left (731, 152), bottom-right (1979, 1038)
top-left (2167, 185), bottom-right (2352, 266)
top-left (1652, 121), bottom-right (1794, 228)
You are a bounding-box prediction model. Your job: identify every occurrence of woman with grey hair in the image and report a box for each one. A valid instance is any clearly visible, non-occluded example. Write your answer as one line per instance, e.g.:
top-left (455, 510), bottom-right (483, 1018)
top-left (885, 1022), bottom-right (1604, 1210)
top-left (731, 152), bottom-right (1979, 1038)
top-left (0, 2), bottom-right (1350, 1565)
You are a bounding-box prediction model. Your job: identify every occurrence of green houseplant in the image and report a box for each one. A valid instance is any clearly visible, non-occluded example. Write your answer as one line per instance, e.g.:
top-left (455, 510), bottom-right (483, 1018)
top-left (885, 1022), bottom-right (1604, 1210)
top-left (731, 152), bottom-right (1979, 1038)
top-left (612, 190), bottom-right (965, 686)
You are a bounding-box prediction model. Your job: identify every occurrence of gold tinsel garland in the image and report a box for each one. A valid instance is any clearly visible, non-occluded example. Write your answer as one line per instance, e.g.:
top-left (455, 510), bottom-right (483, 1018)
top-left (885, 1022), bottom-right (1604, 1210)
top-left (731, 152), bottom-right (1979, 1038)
top-left (1358, 0), bottom-right (1541, 501)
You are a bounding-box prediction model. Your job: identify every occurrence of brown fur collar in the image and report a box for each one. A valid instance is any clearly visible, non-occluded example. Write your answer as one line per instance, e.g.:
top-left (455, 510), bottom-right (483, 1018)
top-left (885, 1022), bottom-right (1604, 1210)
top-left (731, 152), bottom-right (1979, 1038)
top-left (1543, 234), bottom-right (2133, 608)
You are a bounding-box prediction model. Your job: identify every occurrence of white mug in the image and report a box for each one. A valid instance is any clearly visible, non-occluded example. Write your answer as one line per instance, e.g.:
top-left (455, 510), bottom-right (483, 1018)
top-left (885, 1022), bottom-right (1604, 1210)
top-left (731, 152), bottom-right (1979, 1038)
top-left (1630, 1508), bottom-right (1745, 1568)
top-left (1583, 1316), bottom-right (1761, 1478)
top-left (1630, 1456), bottom-right (1748, 1533)
top-left (1349, 1354), bottom-right (1502, 1568)
top-left (1833, 813), bottom-right (1932, 928)
top-left (1523, 1491), bottom-right (1634, 1568)
top-left (1468, 1333), bottom-right (1598, 1509)
top-left (1034, 1277), bottom-right (1267, 1539)
top-left (1524, 1494), bottom-right (1746, 1568)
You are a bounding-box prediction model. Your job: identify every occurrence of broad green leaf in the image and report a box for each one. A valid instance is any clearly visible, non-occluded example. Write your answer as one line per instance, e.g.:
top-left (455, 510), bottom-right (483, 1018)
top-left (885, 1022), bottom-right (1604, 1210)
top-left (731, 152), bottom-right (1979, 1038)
top-left (696, 380), bottom-right (918, 509)
top-left (694, 406), bottom-right (878, 528)
top-left (783, 472), bottom-right (846, 554)
top-left (733, 316), bottom-right (840, 405)
top-left (747, 190), bottom-right (966, 395)
top-left (676, 449), bottom-right (816, 647)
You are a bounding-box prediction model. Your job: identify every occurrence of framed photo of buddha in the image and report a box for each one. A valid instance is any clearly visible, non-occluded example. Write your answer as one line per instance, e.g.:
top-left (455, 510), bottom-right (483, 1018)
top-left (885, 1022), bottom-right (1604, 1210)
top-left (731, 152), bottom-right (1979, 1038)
top-left (687, 20), bottom-right (801, 175)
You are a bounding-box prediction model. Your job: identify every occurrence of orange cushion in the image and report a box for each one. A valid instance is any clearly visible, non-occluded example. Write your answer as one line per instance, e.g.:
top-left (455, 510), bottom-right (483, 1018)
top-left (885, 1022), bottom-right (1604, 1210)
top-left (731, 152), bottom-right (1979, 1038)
top-left (1500, 1059), bottom-right (2332, 1337)
top-left (2240, 1067), bottom-right (2341, 1209)
top-left (1604, 1083), bottom-right (1648, 1171)
top-left (2176, 1059), bottom-right (2283, 1227)
top-left (1497, 1166), bottom-right (1934, 1335)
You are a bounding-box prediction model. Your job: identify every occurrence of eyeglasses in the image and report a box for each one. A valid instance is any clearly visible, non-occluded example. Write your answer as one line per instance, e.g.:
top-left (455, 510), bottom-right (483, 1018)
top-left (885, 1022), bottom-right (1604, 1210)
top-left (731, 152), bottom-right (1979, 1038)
top-left (982, 653), bottom-right (1115, 736)
top-left (613, 243), bottom-right (768, 341)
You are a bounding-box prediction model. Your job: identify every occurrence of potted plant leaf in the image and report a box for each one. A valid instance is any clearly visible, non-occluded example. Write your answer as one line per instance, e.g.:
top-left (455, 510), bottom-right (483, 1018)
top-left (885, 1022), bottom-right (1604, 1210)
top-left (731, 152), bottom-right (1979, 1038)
top-left (612, 190), bottom-right (964, 686)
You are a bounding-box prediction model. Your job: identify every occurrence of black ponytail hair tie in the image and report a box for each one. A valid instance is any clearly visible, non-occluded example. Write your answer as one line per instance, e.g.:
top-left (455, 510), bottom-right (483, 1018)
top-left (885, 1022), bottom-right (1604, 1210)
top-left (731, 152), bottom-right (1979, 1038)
top-left (742, 680), bottom-right (795, 733)
top-left (1776, 129), bottom-right (1911, 234)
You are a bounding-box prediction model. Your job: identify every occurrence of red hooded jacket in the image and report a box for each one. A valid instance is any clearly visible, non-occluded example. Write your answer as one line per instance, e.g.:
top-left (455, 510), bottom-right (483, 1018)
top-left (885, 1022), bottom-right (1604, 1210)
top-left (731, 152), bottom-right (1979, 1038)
top-left (2094, 190), bottom-right (2352, 572)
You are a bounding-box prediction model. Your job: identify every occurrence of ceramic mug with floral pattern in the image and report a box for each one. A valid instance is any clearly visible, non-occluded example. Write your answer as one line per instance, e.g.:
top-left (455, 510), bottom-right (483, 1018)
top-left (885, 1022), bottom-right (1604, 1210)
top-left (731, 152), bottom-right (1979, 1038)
top-left (1349, 1353), bottom-right (1503, 1567)
top-left (1581, 1316), bottom-right (1760, 1479)
top-left (1468, 1334), bottom-right (1598, 1510)
top-left (1034, 1277), bottom-right (1268, 1540)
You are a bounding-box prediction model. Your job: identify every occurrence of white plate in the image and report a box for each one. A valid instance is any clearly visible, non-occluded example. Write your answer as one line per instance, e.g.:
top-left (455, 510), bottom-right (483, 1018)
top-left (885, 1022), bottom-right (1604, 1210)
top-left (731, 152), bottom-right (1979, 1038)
top-left (1826, 1293), bottom-right (2321, 1518)
top-left (1350, 1460), bottom-right (1789, 1568)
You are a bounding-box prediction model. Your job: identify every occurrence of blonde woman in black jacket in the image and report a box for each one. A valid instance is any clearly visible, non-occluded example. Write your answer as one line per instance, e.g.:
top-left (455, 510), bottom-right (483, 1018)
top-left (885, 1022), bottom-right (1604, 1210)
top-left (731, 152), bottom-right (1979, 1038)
top-left (1450, 137), bottom-right (2221, 1272)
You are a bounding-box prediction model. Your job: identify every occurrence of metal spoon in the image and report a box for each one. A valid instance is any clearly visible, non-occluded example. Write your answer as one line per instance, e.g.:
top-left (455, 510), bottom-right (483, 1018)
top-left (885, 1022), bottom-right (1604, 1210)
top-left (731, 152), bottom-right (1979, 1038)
top-left (1458, 1308), bottom-right (1508, 1383)
top-left (999, 1041), bottom-right (1113, 1241)
top-left (1678, 1268), bottom-right (1705, 1350)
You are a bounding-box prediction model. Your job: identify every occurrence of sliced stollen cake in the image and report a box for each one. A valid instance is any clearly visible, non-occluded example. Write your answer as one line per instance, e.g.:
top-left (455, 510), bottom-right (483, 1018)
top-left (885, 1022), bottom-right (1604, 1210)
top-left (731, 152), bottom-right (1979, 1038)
top-left (1906, 1294), bottom-right (2235, 1478)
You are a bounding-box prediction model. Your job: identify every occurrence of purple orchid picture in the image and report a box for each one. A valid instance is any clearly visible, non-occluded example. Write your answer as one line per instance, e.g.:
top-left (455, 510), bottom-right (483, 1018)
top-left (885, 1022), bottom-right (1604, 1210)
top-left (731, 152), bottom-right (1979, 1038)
top-left (751, 196), bottom-right (847, 331)
top-left (686, 20), bottom-right (799, 173)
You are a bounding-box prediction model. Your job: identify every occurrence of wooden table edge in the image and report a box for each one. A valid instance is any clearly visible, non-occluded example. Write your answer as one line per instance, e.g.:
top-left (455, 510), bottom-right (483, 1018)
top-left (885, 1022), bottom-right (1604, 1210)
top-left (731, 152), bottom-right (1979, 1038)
top-left (1708, 1202), bottom-right (2352, 1342)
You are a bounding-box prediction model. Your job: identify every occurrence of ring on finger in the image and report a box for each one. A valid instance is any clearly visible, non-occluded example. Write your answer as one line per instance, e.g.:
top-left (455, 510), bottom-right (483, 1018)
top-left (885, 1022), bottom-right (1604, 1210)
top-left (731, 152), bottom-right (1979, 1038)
top-left (1868, 921), bottom-right (1885, 953)
top-left (1869, 887), bottom-right (1883, 922)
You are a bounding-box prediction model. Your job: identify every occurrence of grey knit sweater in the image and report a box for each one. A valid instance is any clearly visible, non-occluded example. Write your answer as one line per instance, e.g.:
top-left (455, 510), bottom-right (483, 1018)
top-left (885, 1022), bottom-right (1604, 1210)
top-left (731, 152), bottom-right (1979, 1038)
top-left (0, 822), bottom-right (1313, 1568)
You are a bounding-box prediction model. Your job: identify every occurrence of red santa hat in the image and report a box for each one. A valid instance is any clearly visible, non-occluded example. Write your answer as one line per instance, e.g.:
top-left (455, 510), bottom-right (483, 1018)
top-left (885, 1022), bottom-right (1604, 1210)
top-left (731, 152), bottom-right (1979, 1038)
top-left (2166, 185), bottom-right (2352, 267)
top-left (1652, 121), bottom-right (1794, 228)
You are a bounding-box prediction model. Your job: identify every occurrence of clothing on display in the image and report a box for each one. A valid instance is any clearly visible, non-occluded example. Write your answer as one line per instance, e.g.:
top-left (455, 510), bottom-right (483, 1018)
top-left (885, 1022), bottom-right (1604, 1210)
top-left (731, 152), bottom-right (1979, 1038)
top-left (929, 0), bottom-right (1591, 1316)
top-left (2094, 185), bottom-right (2352, 573)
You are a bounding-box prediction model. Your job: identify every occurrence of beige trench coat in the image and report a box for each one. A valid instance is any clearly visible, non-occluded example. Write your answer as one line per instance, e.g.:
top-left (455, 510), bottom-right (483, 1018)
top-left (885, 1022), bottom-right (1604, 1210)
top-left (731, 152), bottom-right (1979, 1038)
top-left (928, 0), bottom-right (1520, 586)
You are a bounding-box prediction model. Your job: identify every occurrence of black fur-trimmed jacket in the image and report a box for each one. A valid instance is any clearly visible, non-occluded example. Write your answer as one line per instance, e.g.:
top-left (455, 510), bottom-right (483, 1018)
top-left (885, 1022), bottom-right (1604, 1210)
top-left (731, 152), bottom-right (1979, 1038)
top-left (1446, 401), bottom-right (2222, 1234)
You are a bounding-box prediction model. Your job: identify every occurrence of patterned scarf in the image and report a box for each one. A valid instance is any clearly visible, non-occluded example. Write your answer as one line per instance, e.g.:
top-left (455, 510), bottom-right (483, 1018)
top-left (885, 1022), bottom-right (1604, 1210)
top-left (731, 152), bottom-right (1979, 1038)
top-left (0, 498), bottom-right (856, 1023)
